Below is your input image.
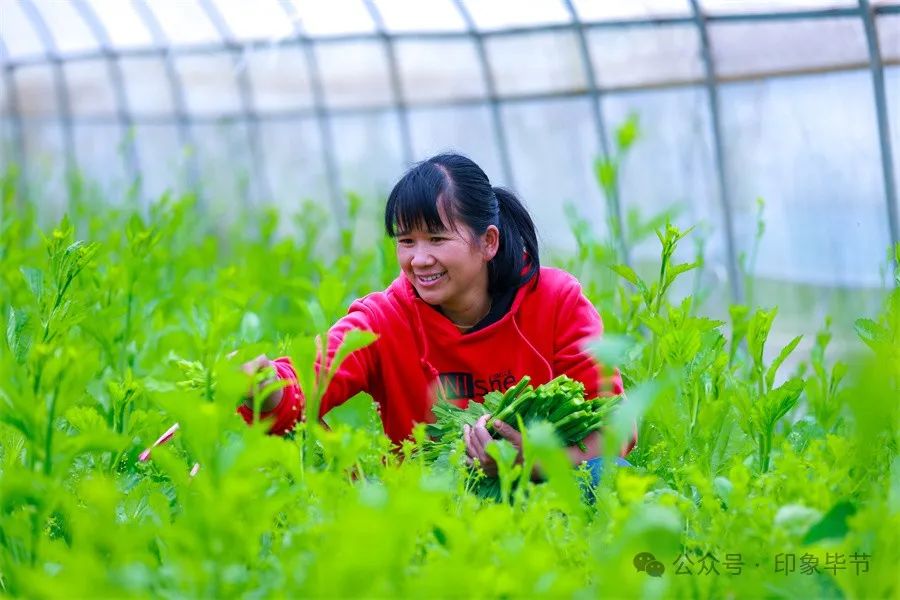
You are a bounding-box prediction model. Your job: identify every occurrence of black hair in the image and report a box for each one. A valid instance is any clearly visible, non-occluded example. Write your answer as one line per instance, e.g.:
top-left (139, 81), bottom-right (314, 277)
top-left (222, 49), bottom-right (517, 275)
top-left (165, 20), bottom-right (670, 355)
top-left (384, 152), bottom-right (540, 294)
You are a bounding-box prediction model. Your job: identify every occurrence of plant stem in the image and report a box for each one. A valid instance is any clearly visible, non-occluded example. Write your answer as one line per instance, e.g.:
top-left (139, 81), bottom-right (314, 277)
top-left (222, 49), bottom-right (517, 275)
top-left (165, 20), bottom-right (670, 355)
top-left (120, 280), bottom-right (134, 373)
top-left (43, 382), bottom-right (60, 476)
top-left (758, 431), bottom-right (772, 474)
top-left (689, 380), bottom-right (700, 438)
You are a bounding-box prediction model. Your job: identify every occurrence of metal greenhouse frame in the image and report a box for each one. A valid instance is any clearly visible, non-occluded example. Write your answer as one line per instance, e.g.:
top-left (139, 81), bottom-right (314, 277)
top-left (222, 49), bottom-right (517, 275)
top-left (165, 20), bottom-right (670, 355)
top-left (1, 0), bottom-right (898, 301)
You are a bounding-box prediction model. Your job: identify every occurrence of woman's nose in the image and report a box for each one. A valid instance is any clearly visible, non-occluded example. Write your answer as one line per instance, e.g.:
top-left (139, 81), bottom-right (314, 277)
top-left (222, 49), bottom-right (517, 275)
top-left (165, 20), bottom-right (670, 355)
top-left (410, 250), bottom-right (434, 267)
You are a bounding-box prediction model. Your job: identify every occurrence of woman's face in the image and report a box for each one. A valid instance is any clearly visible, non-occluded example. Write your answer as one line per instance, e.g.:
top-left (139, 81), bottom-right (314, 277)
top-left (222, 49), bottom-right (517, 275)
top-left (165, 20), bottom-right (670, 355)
top-left (395, 210), bottom-right (498, 310)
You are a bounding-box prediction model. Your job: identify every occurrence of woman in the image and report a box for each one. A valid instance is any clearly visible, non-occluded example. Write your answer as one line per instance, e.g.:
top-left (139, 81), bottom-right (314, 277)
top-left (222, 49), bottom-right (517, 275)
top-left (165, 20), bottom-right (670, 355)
top-left (239, 153), bottom-right (635, 478)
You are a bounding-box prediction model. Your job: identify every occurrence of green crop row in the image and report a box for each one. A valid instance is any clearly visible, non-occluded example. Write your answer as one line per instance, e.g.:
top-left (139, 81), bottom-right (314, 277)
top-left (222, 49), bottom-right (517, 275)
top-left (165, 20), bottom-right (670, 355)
top-left (0, 162), bottom-right (897, 598)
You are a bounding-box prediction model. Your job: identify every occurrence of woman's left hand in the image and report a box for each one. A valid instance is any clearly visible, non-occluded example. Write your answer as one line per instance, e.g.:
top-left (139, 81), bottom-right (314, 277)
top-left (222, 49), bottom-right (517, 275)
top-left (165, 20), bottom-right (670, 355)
top-left (463, 414), bottom-right (522, 477)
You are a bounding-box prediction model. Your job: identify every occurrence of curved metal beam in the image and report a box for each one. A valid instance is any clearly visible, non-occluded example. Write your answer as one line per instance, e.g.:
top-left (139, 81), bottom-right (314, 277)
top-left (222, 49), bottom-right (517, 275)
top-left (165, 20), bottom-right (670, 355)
top-left (561, 0), bottom-right (611, 157)
top-left (18, 67), bottom-right (892, 126)
top-left (0, 35), bottom-right (29, 206)
top-left (5, 7), bottom-right (892, 72)
top-left (451, 0), bottom-right (515, 188)
top-left (362, 0), bottom-right (414, 166)
top-left (131, 0), bottom-right (201, 199)
top-left (688, 0), bottom-right (743, 303)
top-left (71, 0), bottom-right (142, 197)
top-left (18, 0), bottom-right (78, 197)
top-left (561, 0), bottom-right (629, 264)
top-left (277, 0), bottom-right (345, 226)
top-left (12, 60), bottom-right (891, 126)
top-left (859, 0), bottom-right (899, 255)
top-left (197, 0), bottom-right (272, 208)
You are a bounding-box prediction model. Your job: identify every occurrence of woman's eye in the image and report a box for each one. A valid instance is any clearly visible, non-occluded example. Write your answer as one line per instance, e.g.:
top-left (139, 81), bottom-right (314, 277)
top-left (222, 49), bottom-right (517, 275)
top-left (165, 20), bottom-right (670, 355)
top-left (398, 238), bottom-right (413, 246)
top-left (430, 237), bottom-right (446, 243)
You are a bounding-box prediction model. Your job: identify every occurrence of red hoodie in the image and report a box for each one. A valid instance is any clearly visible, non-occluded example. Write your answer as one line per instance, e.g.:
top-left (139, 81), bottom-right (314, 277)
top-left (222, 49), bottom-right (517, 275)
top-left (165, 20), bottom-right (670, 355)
top-left (238, 267), bottom-right (635, 455)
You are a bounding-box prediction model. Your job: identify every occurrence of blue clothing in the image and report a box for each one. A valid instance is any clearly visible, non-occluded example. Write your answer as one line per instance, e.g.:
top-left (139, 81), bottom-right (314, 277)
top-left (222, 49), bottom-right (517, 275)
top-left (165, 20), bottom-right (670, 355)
top-left (582, 456), bottom-right (632, 503)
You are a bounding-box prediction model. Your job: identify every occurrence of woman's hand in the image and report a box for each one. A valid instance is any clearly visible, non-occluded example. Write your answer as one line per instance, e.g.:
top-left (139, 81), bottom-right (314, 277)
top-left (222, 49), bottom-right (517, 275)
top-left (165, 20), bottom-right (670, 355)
top-left (463, 414), bottom-right (604, 480)
top-left (463, 414), bottom-right (523, 478)
top-left (566, 430), bottom-right (602, 464)
top-left (241, 354), bottom-right (283, 412)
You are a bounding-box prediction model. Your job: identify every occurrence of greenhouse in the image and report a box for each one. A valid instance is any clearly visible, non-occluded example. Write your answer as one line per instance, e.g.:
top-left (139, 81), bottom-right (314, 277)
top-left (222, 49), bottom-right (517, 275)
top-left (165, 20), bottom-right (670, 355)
top-left (0, 1), bottom-right (898, 598)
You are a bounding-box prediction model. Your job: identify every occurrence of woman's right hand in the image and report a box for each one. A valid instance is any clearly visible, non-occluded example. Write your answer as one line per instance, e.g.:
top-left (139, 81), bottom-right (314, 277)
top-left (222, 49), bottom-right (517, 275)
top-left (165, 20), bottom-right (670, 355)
top-left (241, 354), bottom-right (283, 412)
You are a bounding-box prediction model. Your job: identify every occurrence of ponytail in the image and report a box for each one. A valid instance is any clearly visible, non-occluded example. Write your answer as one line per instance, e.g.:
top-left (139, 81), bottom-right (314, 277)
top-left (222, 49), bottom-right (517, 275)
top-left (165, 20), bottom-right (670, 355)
top-left (491, 186), bottom-right (540, 293)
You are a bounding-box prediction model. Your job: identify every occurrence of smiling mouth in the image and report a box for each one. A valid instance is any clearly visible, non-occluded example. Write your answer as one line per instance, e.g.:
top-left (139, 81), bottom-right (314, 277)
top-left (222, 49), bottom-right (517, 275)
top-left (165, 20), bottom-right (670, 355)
top-left (416, 271), bottom-right (446, 284)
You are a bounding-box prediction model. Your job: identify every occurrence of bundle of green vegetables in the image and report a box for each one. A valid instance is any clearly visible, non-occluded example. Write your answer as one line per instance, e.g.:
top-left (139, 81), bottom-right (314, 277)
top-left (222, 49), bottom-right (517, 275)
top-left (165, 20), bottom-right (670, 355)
top-left (418, 375), bottom-right (621, 498)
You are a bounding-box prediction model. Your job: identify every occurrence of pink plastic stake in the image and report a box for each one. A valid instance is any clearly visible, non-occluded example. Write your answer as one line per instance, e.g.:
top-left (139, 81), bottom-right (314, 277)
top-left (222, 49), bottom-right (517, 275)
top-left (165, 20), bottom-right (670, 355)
top-left (138, 422), bottom-right (180, 462)
top-left (189, 463), bottom-right (200, 478)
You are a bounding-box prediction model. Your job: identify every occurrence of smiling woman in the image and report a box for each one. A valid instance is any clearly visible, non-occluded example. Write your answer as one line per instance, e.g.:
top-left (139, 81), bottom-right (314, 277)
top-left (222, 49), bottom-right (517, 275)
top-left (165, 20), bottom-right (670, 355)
top-left (239, 152), bottom-right (635, 475)
top-left (385, 153), bottom-right (535, 333)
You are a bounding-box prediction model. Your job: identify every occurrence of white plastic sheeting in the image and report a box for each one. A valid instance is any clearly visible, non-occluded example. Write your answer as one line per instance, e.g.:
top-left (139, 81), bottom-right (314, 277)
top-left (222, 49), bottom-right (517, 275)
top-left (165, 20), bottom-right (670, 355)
top-left (2, 0), bottom-right (895, 56)
top-left (0, 0), bottom-right (898, 292)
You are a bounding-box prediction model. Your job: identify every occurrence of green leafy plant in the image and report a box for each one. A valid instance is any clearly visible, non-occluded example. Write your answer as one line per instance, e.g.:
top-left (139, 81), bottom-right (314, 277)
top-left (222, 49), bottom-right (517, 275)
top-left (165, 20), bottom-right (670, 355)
top-left (0, 162), bottom-right (896, 599)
